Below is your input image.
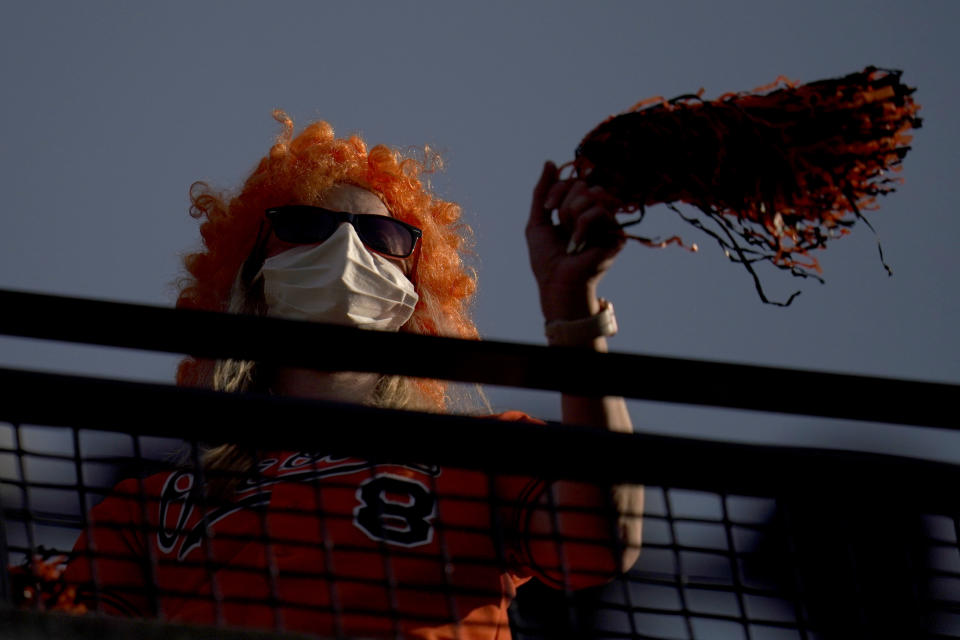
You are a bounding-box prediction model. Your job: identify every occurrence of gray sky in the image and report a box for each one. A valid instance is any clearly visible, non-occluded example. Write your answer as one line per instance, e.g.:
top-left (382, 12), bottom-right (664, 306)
top-left (1, 1), bottom-right (958, 460)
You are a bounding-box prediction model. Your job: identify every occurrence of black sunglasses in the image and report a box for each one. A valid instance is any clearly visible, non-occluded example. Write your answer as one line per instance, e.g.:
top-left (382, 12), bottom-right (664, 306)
top-left (265, 205), bottom-right (422, 259)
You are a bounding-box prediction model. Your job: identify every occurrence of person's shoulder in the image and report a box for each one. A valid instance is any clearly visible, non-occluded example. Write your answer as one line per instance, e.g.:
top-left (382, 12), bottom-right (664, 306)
top-left (483, 410), bottom-right (546, 425)
top-left (108, 468), bottom-right (182, 497)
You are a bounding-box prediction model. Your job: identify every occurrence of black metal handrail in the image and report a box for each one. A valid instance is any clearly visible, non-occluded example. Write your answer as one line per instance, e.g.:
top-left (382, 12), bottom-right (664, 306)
top-left (0, 289), bottom-right (956, 429)
top-left (3, 288), bottom-right (960, 640)
top-left (2, 367), bottom-right (959, 508)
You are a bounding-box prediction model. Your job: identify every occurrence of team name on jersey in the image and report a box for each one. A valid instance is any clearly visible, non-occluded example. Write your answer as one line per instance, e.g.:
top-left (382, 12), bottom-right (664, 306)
top-left (157, 453), bottom-right (441, 558)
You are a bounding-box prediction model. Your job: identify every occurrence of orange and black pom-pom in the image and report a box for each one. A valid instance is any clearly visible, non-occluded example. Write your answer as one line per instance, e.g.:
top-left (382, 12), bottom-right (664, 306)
top-left (9, 548), bottom-right (87, 614)
top-left (573, 67), bottom-right (921, 305)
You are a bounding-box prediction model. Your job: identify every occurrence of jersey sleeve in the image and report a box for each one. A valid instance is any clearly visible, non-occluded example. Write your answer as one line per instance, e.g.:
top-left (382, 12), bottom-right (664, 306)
top-left (489, 410), bottom-right (624, 591)
top-left (483, 412), bottom-right (552, 581)
top-left (62, 477), bottom-right (154, 617)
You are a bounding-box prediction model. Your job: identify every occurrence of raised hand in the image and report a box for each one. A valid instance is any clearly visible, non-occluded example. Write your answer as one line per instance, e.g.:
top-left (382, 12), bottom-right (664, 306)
top-left (525, 161), bottom-right (625, 323)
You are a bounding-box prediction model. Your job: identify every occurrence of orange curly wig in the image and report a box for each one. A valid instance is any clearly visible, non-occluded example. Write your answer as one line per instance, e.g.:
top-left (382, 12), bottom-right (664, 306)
top-left (176, 111), bottom-right (478, 409)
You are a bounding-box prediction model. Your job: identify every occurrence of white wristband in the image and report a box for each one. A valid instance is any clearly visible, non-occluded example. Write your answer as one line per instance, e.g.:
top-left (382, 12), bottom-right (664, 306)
top-left (544, 298), bottom-right (618, 345)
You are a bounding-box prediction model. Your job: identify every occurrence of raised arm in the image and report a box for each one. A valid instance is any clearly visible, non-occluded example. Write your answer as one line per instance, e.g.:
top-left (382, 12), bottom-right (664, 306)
top-left (525, 160), bottom-right (632, 432)
top-left (522, 161), bottom-right (643, 578)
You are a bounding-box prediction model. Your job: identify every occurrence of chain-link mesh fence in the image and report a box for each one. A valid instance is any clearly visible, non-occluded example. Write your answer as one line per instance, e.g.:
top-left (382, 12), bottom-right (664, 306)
top-left (1, 291), bottom-right (958, 639)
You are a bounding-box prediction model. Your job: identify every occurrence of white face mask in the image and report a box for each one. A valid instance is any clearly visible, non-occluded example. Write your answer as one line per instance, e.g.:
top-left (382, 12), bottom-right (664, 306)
top-left (255, 223), bottom-right (419, 331)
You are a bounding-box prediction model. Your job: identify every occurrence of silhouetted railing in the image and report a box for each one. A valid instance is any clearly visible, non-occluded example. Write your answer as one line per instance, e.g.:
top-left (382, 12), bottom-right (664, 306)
top-left (1, 289), bottom-right (958, 639)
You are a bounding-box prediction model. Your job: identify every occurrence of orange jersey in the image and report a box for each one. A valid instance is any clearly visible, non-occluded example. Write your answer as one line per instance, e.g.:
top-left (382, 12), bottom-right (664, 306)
top-left (64, 411), bottom-right (560, 639)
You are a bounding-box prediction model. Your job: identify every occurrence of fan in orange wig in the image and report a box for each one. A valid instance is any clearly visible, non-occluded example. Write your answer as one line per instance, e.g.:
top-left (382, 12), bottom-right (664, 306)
top-left (176, 111), bottom-right (477, 409)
